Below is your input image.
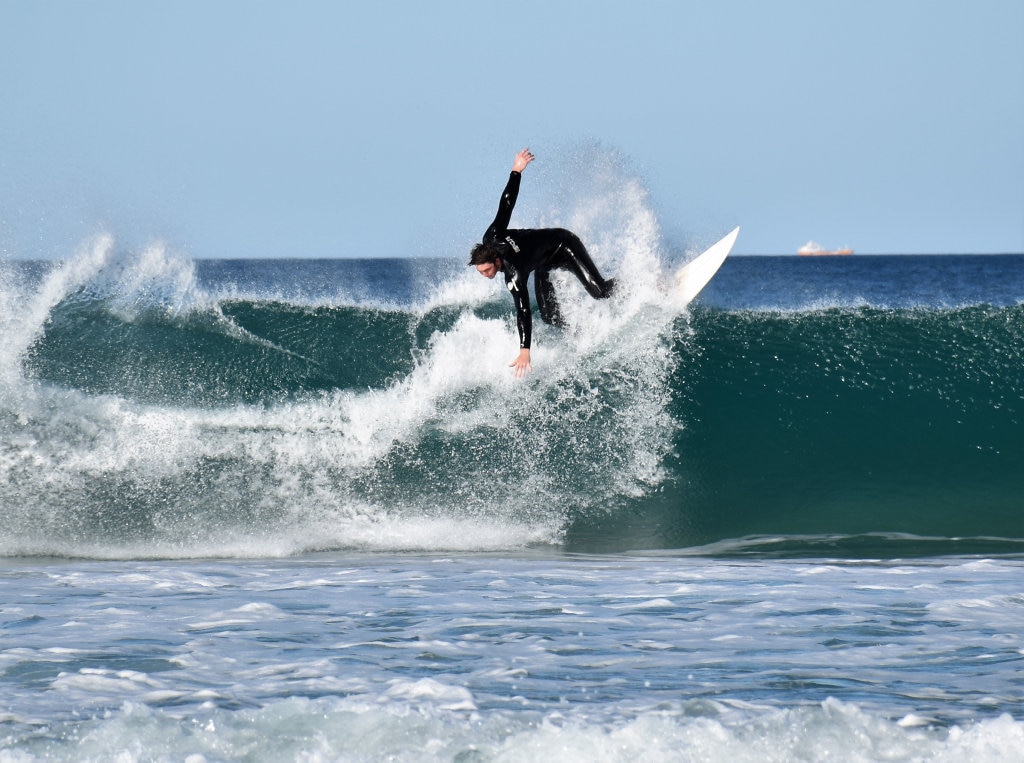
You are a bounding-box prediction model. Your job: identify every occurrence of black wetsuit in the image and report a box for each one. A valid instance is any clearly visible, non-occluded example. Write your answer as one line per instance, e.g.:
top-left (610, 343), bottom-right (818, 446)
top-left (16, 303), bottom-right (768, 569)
top-left (483, 171), bottom-right (614, 349)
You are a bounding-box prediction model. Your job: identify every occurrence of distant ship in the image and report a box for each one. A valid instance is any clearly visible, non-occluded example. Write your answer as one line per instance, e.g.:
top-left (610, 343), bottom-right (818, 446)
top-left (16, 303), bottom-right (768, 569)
top-left (798, 241), bottom-right (853, 256)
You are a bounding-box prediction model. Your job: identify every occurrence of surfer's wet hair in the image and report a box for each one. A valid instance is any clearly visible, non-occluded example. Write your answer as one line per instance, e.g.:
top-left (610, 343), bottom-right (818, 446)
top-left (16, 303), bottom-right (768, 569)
top-left (469, 242), bottom-right (505, 266)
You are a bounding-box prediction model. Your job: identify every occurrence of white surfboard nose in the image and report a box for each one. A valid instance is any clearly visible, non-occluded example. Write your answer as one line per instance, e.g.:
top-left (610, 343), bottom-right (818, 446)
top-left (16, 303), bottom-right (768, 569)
top-left (674, 226), bottom-right (740, 305)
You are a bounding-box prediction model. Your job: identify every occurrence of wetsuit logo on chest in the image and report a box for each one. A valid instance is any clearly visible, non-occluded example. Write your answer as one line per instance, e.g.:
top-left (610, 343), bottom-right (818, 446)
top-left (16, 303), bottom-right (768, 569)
top-left (504, 236), bottom-right (520, 253)
top-left (504, 263), bottom-right (520, 292)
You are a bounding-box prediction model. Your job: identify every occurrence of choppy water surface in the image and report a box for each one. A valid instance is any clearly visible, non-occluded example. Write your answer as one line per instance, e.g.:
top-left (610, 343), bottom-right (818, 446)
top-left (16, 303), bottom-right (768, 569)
top-left (2, 554), bottom-right (1022, 761)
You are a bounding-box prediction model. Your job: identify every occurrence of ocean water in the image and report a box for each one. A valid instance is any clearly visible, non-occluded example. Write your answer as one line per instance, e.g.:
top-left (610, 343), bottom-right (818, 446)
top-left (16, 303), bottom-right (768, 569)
top-left (2, 201), bottom-right (1023, 759)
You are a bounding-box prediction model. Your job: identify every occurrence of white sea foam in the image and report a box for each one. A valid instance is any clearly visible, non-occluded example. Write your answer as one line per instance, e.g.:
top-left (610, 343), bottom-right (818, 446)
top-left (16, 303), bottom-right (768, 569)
top-left (1, 696), bottom-right (1019, 762)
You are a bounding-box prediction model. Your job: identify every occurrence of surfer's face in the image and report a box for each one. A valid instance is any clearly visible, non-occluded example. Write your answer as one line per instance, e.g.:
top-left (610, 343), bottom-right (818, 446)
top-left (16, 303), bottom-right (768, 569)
top-left (476, 259), bottom-right (500, 279)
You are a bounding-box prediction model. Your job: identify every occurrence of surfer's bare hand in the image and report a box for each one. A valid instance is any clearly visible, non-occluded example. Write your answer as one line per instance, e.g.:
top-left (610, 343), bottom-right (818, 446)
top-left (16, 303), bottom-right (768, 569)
top-left (510, 348), bottom-right (532, 378)
top-left (512, 148), bottom-right (534, 173)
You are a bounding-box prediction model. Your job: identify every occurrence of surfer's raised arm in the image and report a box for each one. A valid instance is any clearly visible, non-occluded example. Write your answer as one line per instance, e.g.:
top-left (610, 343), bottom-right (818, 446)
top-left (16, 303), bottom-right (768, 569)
top-left (482, 149), bottom-right (533, 244)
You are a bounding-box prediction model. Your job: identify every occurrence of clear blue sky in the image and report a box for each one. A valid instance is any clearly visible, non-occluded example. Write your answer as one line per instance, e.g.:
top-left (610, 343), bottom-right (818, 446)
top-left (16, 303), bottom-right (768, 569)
top-left (1, 0), bottom-right (1022, 258)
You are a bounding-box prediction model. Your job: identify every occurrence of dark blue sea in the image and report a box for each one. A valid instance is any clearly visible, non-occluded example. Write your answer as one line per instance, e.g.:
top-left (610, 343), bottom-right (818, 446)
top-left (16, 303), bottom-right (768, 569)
top-left (1, 226), bottom-right (1022, 759)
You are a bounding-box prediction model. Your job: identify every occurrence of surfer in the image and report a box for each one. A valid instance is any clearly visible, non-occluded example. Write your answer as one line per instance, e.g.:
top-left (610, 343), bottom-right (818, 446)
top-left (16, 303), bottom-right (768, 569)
top-left (470, 148), bottom-right (615, 377)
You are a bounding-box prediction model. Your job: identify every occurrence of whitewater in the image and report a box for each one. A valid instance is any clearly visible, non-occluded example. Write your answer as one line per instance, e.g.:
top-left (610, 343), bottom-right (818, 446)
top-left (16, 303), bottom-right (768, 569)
top-left (2, 158), bottom-right (1023, 760)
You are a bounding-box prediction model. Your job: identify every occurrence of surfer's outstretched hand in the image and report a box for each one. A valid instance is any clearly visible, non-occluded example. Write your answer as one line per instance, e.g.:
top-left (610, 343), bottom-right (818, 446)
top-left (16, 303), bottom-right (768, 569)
top-left (512, 148), bottom-right (534, 173)
top-left (510, 348), bottom-right (532, 378)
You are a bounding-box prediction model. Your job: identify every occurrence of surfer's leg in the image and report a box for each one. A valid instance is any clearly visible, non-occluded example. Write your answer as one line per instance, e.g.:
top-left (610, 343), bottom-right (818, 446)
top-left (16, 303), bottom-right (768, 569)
top-left (535, 270), bottom-right (566, 327)
top-left (556, 233), bottom-right (615, 299)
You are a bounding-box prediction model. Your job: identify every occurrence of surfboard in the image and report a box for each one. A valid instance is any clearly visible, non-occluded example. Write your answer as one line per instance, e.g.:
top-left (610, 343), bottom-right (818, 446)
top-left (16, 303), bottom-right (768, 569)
top-left (673, 226), bottom-right (740, 304)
